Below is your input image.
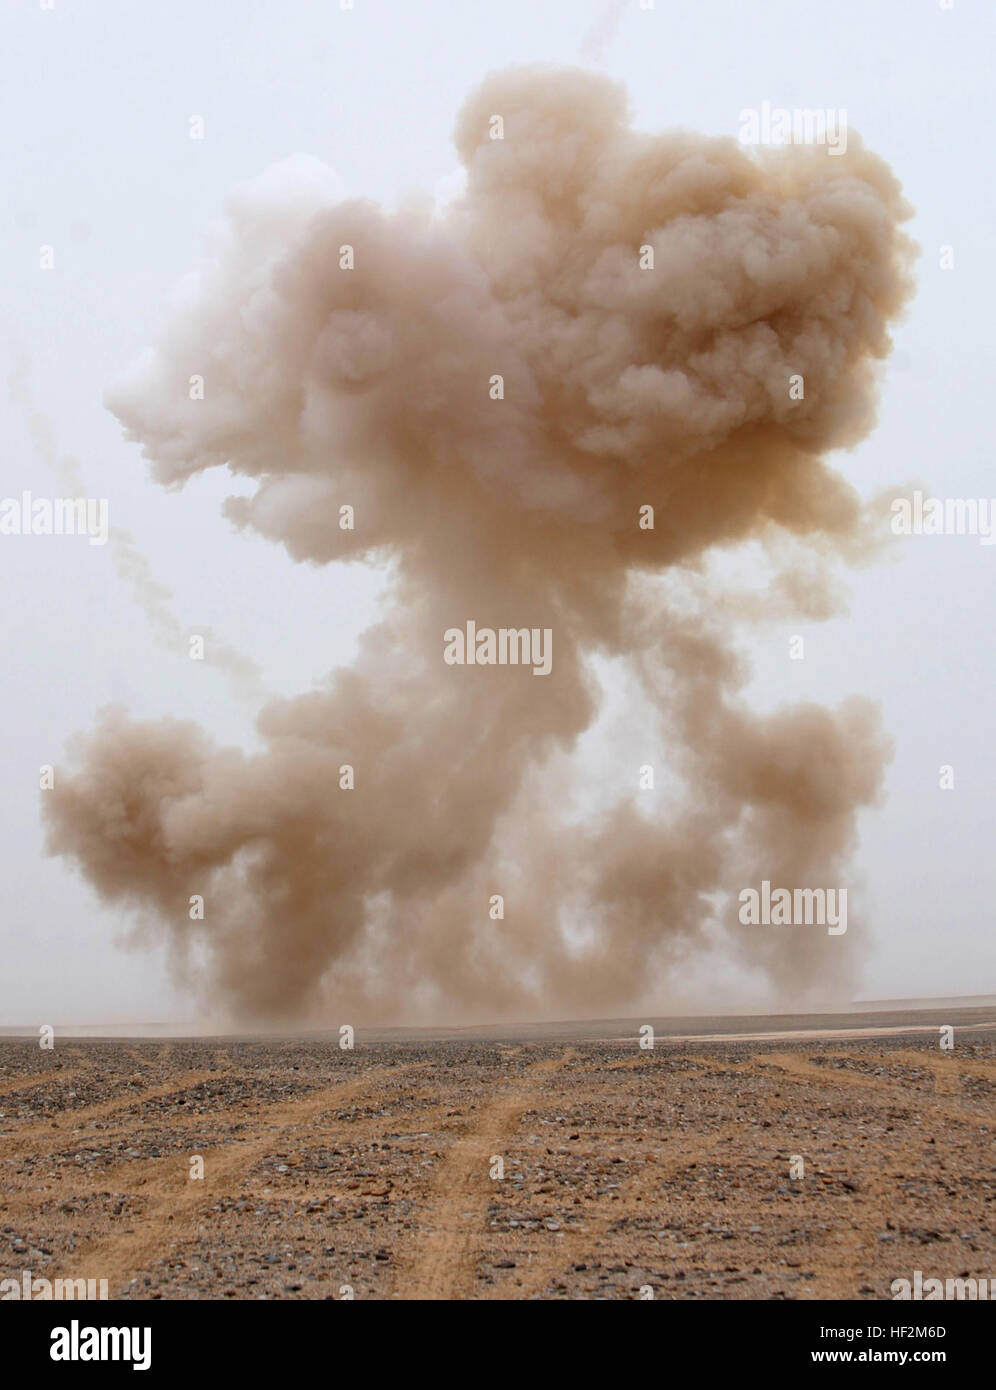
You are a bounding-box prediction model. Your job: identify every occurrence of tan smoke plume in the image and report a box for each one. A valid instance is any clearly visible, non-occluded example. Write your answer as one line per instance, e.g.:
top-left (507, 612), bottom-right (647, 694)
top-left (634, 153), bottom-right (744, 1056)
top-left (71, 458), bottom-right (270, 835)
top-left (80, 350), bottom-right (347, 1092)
top-left (44, 67), bottom-right (915, 1023)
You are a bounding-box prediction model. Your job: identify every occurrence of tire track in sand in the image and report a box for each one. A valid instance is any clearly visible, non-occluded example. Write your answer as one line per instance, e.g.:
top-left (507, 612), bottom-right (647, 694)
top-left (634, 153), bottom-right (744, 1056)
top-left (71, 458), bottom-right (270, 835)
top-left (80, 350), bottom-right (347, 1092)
top-left (61, 1065), bottom-right (405, 1294)
top-left (0, 1066), bottom-right (85, 1097)
top-left (754, 1051), bottom-right (985, 1126)
top-left (397, 1050), bottom-right (574, 1301)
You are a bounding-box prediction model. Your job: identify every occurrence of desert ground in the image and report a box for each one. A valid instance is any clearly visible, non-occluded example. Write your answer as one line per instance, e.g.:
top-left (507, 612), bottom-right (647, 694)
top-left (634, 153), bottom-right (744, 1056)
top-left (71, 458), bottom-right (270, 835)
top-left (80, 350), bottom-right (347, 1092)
top-left (1, 1008), bottom-right (993, 1300)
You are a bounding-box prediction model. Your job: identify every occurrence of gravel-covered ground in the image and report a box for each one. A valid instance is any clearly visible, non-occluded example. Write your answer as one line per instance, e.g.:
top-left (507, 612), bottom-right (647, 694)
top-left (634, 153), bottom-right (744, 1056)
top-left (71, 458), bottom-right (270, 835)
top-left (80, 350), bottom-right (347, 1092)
top-left (0, 1014), bottom-right (993, 1299)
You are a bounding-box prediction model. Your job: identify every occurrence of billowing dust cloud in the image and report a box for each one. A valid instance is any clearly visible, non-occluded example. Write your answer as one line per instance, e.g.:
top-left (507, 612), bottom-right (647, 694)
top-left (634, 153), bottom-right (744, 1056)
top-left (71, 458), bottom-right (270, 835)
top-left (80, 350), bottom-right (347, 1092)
top-left (44, 67), bottom-right (915, 1023)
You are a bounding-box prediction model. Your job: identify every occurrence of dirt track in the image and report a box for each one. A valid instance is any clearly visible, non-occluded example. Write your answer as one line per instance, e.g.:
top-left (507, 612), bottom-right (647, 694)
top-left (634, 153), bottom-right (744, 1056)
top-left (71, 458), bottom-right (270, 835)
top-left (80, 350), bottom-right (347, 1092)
top-left (0, 1014), bottom-right (993, 1300)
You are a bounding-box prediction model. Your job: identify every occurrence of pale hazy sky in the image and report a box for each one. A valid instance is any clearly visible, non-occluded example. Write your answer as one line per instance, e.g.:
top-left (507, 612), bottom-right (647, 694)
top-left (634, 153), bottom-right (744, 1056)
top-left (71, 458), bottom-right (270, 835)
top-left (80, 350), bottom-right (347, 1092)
top-left (2, 0), bottom-right (994, 1023)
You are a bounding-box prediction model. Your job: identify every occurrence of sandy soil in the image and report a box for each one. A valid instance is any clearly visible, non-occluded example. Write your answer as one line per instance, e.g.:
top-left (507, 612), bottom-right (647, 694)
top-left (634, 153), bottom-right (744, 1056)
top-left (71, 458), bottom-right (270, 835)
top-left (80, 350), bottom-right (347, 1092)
top-left (0, 1011), bottom-right (993, 1300)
